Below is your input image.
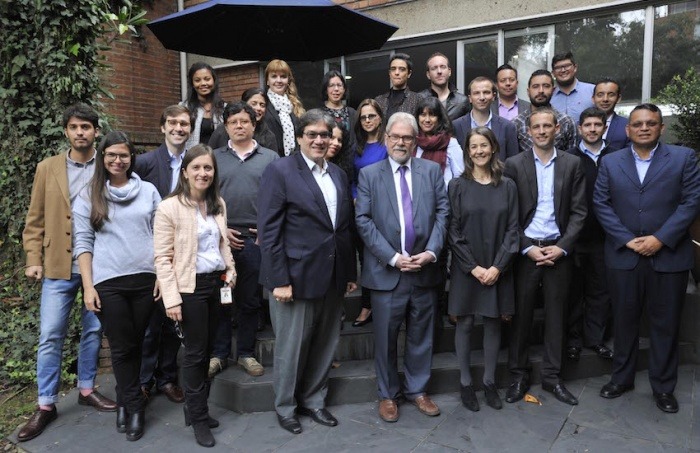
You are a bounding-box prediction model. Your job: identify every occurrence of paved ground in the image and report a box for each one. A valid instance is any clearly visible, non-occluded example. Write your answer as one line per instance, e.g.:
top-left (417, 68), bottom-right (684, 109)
top-left (10, 365), bottom-right (700, 452)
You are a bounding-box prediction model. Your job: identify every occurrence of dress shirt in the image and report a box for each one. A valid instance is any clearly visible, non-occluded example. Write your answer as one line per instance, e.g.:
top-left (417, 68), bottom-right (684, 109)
top-left (578, 140), bottom-right (606, 165)
top-left (631, 144), bottom-right (658, 183)
top-left (523, 149), bottom-right (562, 254)
top-left (470, 111), bottom-right (493, 129)
top-left (168, 148), bottom-right (185, 192)
top-left (551, 79), bottom-right (595, 124)
top-left (603, 115), bottom-right (613, 140)
top-left (301, 152), bottom-right (338, 229)
top-left (498, 99), bottom-right (520, 121)
top-left (227, 139), bottom-right (257, 162)
top-left (195, 211), bottom-right (226, 273)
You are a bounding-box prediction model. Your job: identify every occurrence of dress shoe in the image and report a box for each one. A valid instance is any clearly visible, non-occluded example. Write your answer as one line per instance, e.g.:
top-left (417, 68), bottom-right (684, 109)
top-left (588, 344), bottom-right (614, 359)
top-left (183, 405), bottom-right (220, 428)
top-left (352, 311), bottom-right (373, 327)
top-left (297, 407), bottom-right (338, 426)
top-left (78, 390), bottom-right (117, 412)
top-left (505, 380), bottom-right (530, 403)
top-left (158, 383), bottom-right (185, 403)
top-left (541, 382), bottom-right (578, 406)
top-left (600, 381), bottom-right (634, 399)
top-left (116, 406), bottom-right (127, 433)
top-left (193, 422), bottom-right (215, 447)
top-left (17, 406), bottom-right (58, 442)
top-left (412, 395), bottom-right (440, 416)
top-left (277, 414), bottom-right (302, 434)
top-left (126, 410), bottom-right (145, 441)
top-left (460, 385), bottom-right (480, 412)
top-left (566, 346), bottom-right (581, 361)
top-left (483, 383), bottom-right (503, 410)
top-left (653, 393), bottom-right (679, 413)
top-left (379, 399), bottom-right (399, 422)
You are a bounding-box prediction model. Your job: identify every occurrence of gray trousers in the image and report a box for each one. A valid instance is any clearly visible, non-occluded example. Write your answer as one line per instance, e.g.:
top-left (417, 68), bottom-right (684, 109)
top-left (269, 288), bottom-right (343, 417)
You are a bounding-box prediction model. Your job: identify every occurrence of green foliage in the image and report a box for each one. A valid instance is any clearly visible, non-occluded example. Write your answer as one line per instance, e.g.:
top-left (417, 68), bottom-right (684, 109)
top-left (657, 68), bottom-right (700, 152)
top-left (0, 0), bottom-right (147, 387)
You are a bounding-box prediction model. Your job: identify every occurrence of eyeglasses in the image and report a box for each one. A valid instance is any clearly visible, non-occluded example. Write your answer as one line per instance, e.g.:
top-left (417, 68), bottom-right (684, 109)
top-left (387, 134), bottom-right (415, 144)
top-left (226, 119), bottom-right (252, 127)
top-left (303, 131), bottom-right (331, 140)
top-left (360, 114), bottom-right (379, 122)
top-left (166, 119), bottom-right (191, 128)
top-left (104, 152), bottom-right (131, 163)
top-left (552, 63), bottom-right (574, 72)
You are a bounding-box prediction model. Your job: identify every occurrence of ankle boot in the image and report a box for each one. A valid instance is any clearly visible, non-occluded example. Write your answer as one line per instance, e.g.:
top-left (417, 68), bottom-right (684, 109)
top-left (184, 404), bottom-right (219, 428)
top-left (116, 406), bottom-right (127, 433)
top-left (193, 422), bottom-right (215, 447)
top-left (126, 410), bottom-right (144, 441)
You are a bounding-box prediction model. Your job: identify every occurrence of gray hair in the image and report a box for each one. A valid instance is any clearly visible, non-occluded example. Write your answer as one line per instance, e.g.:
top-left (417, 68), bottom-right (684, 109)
top-left (386, 112), bottom-right (418, 136)
top-left (296, 108), bottom-right (334, 137)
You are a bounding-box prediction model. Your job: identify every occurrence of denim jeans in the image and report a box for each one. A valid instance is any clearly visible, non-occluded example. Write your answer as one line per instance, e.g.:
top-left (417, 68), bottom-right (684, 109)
top-left (37, 274), bottom-right (102, 406)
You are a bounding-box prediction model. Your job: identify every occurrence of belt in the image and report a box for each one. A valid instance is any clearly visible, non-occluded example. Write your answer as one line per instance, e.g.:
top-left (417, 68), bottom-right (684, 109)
top-left (527, 237), bottom-right (559, 247)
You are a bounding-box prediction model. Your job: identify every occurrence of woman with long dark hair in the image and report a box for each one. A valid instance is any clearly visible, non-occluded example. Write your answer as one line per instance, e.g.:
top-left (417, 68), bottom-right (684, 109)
top-left (74, 131), bottom-right (161, 441)
top-left (154, 144), bottom-right (236, 448)
top-left (182, 62), bottom-right (225, 149)
top-left (321, 70), bottom-right (356, 135)
top-left (263, 59), bottom-right (305, 156)
top-left (448, 127), bottom-right (518, 412)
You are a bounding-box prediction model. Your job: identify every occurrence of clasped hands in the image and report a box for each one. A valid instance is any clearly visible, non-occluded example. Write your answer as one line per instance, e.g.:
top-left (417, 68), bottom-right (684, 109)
top-left (626, 235), bottom-right (662, 256)
top-left (470, 266), bottom-right (500, 286)
top-left (396, 251), bottom-right (434, 272)
top-left (527, 245), bottom-right (565, 266)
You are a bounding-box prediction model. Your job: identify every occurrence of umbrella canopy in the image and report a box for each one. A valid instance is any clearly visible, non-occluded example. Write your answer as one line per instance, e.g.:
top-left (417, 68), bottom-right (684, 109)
top-left (147, 0), bottom-right (398, 61)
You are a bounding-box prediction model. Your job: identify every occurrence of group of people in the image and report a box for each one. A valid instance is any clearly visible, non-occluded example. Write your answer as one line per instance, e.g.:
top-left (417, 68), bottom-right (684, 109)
top-left (18, 48), bottom-right (700, 447)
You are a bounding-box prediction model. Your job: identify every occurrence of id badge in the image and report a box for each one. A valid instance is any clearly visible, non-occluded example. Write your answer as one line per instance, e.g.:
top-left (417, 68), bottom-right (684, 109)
top-left (220, 286), bottom-right (233, 304)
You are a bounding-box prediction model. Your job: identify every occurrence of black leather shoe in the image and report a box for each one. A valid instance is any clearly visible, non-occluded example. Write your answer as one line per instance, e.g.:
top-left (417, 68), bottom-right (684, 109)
top-left (566, 346), bottom-right (581, 361)
top-left (352, 312), bottom-right (373, 327)
top-left (277, 414), bottom-right (302, 434)
top-left (459, 385), bottom-right (480, 412)
top-left (193, 422), bottom-right (215, 447)
top-left (588, 344), bottom-right (613, 359)
top-left (297, 407), bottom-right (338, 426)
top-left (541, 382), bottom-right (578, 406)
top-left (116, 406), bottom-right (127, 433)
top-left (600, 381), bottom-right (634, 399)
top-left (126, 410), bottom-right (144, 441)
top-left (483, 383), bottom-right (502, 410)
top-left (183, 405), bottom-right (219, 428)
top-left (17, 406), bottom-right (58, 442)
top-left (653, 393), bottom-right (679, 413)
top-left (505, 380), bottom-right (530, 403)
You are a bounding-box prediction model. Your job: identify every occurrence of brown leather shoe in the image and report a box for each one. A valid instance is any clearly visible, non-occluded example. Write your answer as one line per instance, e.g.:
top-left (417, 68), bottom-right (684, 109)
top-left (78, 390), bottom-right (117, 412)
top-left (412, 395), bottom-right (440, 416)
top-left (17, 406), bottom-right (58, 442)
top-left (378, 399), bottom-right (399, 423)
top-left (158, 383), bottom-right (185, 403)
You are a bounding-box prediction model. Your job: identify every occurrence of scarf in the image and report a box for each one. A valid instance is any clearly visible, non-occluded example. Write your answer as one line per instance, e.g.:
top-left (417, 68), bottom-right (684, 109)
top-left (415, 132), bottom-right (450, 172)
top-left (267, 90), bottom-right (295, 156)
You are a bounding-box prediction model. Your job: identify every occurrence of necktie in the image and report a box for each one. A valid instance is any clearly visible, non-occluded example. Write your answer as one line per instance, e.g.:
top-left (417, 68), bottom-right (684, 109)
top-left (399, 165), bottom-right (415, 254)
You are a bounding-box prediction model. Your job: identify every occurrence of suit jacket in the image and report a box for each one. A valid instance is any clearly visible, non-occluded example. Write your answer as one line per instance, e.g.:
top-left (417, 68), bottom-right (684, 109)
top-left (263, 103), bottom-right (299, 157)
top-left (257, 152), bottom-right (356, 299)
top-left (23, 152), bottom-right (74, 279)
top-left (452, 114), bottom-right (519, 161)
top-left (593, 143), bottom-right (700, 272)
top-left (374, 88), bottom-right (422, 118)
top-left (605, 113), bottom-right (631, 152)
top-left (355, 158), bottom-right (449, 290)
top-left (134, 143), bottom-right (173, 198)
top-left (504, 150), bottom-right (587, 253)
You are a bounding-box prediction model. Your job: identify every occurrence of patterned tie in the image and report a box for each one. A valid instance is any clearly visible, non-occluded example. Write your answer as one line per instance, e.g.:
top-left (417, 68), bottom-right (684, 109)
top-left (399, 165), bottom-right (415, 254)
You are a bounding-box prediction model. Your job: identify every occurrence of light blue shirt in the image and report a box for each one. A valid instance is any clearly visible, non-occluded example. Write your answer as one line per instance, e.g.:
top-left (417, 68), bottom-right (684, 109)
top-left (470, 111), bottom-right (493, 130)
top-left (523, 150), bottom-right (561, 253)
top-left (168, 148), bottom-right (185, 192)
top-left (551, 79), bottom-right (595, 124)
top-left (578, 140), bottom-right (606, 165)
top-left (631, 144), bottom-right (658, 183)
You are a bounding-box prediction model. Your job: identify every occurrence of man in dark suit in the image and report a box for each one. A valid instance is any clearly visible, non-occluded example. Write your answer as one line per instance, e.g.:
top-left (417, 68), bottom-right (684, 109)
top-left (504, 107), bottom-right (587, 406)
top-left (594, 103), bottom-right (700, 413)
top-left (453, 76), bottom-right (519, 160)
top-left (592, 77), bottom-right (631, 151)
top-left (133, 105), bottom-right (189, 404)
top-left (355, 112), bottom-right (449, 423)
top-left (258, 109), bottom-right (357, 434)
top-left (492, 63), bottom-right (530, 121)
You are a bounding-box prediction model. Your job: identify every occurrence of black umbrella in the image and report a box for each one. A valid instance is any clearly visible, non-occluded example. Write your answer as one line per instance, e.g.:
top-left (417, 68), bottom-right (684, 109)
top-left (147, 0), bottom-right (398, 61)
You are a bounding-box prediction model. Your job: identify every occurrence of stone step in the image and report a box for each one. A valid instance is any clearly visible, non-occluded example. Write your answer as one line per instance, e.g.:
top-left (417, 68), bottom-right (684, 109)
top-left (210, 338), bottom-right (692, 413)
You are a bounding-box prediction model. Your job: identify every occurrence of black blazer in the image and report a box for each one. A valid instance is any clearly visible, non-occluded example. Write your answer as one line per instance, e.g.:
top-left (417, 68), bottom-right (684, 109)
top-left (133, 143), bottom-right (172, 198)
top-left (263, 103), bottom-right (299, 157)
top-left (504, 149), bottom-right (587, 253)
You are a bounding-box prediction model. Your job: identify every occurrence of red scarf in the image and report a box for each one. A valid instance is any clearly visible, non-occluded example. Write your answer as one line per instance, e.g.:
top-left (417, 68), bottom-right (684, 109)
top-left (415, 132), bottom-right (449, 172)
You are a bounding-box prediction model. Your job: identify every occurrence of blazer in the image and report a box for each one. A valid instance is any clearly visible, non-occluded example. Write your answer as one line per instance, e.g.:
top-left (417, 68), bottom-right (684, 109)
top-left (452, 114), bottom-right (519, 161)
top-left (257, 152), bottom-right (356, 299)
top-left (355, 157), bottom-right (449, 290)
top-left (374, 88), bottom-right (422, 118)
top-left (134, 143), bottom-right (173, 198)
top-left (504, 149), bottom-right (587, 253)
top-left (605, 113), bottom-right (631, 152)
top-left (263, 103), bottom-right (299, 157)
top-left (23, 152), bottom-right (74, 279)
top-left (593, 143), bottom-right (700, 272)
top-left (154, 196), bottom-right (236, 309)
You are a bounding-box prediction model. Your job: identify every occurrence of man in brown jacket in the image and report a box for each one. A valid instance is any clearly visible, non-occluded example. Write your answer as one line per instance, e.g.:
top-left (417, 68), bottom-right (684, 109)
top-left (18, 103), bottom-right (116, 442)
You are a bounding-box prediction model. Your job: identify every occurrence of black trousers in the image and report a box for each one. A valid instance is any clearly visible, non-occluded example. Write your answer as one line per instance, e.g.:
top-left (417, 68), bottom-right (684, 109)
top-left (608, 258), bottom-right (687, 394)
top-left (139, 299), bottom-right (181, 389)
top-left (509, 255), bottom-right (572, 385)
top-left (180, 273), bottom-right (222, 424)
top-left (95, 273), bottom-right (156, 413)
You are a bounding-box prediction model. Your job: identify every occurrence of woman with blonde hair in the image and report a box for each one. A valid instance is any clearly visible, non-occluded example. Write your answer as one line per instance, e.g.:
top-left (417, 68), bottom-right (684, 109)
top-left (263, 59), bottom-right (305, 156)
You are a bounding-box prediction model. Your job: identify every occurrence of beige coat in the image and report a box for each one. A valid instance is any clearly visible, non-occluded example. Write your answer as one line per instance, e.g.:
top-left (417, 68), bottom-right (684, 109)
top-left (154, 196), bottom-right (236, 309)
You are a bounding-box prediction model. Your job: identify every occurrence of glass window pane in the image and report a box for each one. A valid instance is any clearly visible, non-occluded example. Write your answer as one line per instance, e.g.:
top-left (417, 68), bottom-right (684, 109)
top-left (505, 29), bottom-right (554, 102)
top-left (394, 42), bottom-right (457, 94)
top-left (462, 37), bottom-right (498, 88)
top-left (287, 61), bottom-right (325, 110)
top-left (345, 53), bottom-right (391, 110)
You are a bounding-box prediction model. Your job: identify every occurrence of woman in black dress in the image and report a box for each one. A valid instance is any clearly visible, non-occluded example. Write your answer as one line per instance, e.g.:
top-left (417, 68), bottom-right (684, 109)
top-left (447, 126), bottom-right (519, 412)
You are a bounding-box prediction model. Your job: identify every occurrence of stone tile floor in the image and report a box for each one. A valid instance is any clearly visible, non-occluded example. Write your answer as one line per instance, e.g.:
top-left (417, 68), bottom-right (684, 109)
top-left (10, 365), bottom-right (700, 452)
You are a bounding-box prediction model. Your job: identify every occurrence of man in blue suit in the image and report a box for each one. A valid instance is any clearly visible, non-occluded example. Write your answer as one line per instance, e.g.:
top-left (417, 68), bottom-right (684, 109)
top-left (592, 78), bottom-right (630, 151)
top-left (258, 109), bottom-right (357, 434)
top-left (356, 112), bottom-right (449, 423)
top-left (453, 76), bottom-right (519, 160)
top-left (594, 103), bottom-right (700, 413)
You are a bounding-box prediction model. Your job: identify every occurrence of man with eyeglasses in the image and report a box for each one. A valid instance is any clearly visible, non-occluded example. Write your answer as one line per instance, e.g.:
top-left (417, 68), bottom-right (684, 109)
top-left (134, 104), bottom-right (192, 405)
top-left (20, 103), bottom-right (117, 442)
top-left (258, 109), bottom-right (357, 434)
top-left (418, 52), bottom-right (469, 121)
top-left (375, 53), bottom-right (422, 120)
top-left (356, 112), bottom-right (449, 423)
top-left (594, 103), bottom-right (700, 413)
top-left (550, 51), bottom-right (595, 125)
top-left (209, 102), bottom-right (277, 379)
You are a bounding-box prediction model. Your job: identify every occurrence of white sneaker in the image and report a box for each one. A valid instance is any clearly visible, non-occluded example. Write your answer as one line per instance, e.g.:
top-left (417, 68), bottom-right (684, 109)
top-left (208, 357), bottom-right (225, 378)
top-left (237, 356), bottom-right (264, 376)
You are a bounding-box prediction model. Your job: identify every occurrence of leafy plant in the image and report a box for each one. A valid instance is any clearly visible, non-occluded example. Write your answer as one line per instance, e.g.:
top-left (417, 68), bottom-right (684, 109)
top-left (657, 67), bottom-right (700, 152)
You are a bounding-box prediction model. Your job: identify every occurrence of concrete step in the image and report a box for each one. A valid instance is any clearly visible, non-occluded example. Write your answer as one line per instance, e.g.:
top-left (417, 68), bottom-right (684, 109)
top-left (210, 338), bottom-right (692, 413)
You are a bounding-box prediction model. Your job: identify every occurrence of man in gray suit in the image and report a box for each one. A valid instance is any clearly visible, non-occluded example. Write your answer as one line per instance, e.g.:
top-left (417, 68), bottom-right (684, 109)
top-left (355, 112), bottom-right (449, 423)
